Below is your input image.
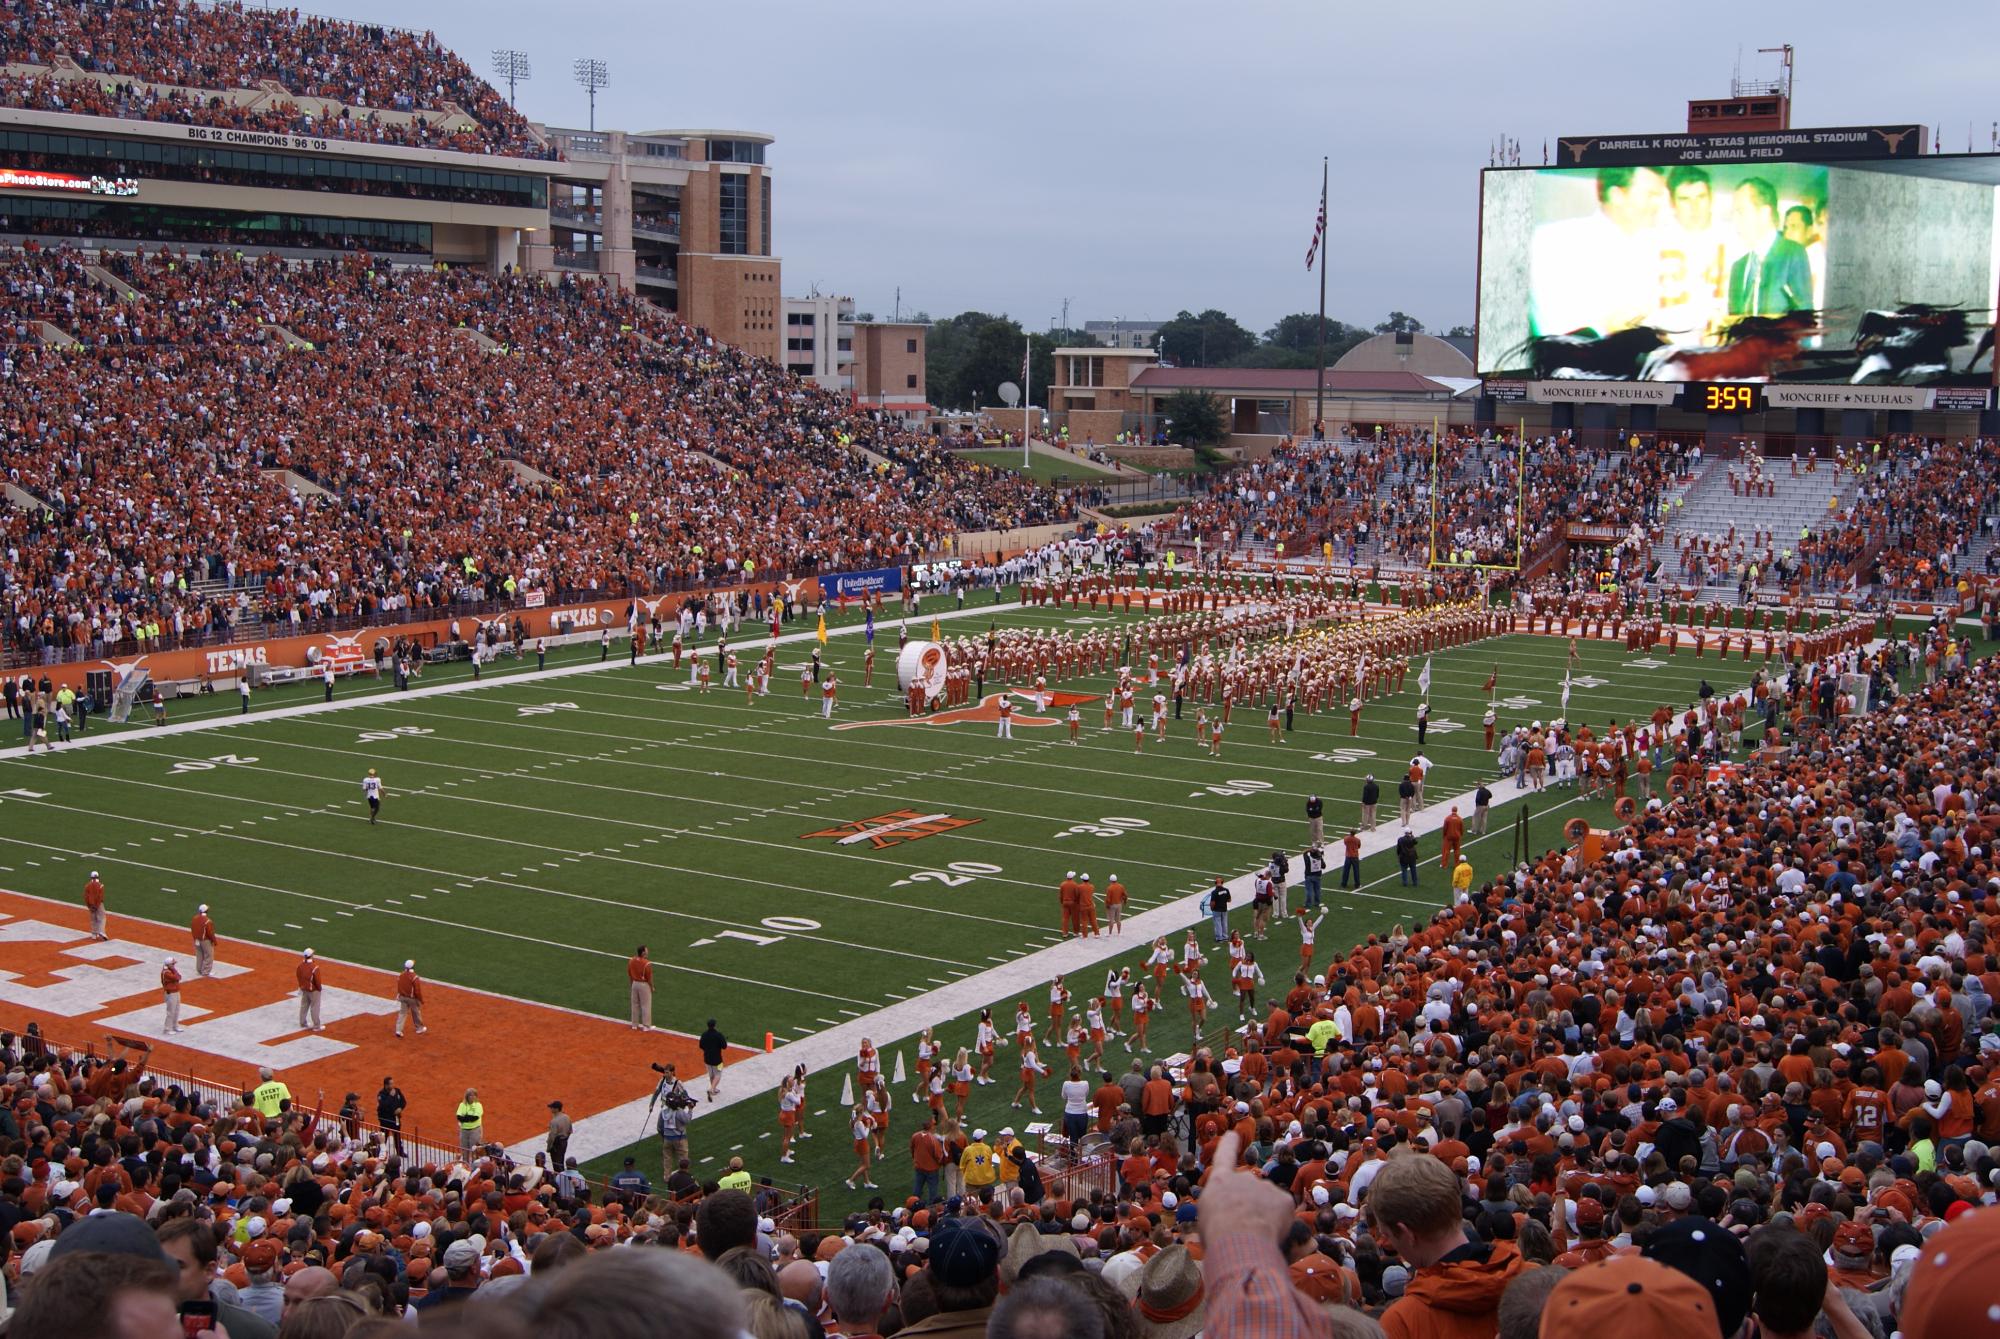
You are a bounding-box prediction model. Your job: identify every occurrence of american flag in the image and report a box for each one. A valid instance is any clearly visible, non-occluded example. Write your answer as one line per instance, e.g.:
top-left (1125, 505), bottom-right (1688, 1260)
top-left (1305, 183), bottom-right (1326, 271)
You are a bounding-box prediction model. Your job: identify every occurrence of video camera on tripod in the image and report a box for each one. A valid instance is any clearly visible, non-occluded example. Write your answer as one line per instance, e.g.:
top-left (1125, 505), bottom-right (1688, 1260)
top-left (641, 1062), bottom-right (697, 1132)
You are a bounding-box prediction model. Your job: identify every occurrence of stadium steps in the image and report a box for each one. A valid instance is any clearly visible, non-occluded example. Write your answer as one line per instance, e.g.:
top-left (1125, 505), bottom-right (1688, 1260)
top-left (451, 327), bottom-right (504, 353)
top-left (503, 458), bottom-right (556, 487)
top-left (33, 320), bottom-right (76, 346)
top-left (1, 481), bottom-right (50, 513)
top-left (260, 468), bottom-right (338, 501)
top-left (1649, 463), bottom-right (1861, 594)
top-left (261, 324), bottom-right (314, 351)
top-left (81, 263), bottom-right (140, 303)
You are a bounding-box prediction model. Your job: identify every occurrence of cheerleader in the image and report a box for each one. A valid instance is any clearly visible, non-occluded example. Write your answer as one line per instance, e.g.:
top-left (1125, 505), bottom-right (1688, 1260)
top-left (1183, 967), bottom-right (1213, 1038)
top-left (1013, 1041), bottom-right (1048, 1112)
top-left (1102, 967), bottom-right (1126, 1033)
top-left (926, 1063), bottom-right (948, 1123)
top-left (1231, 949), bottom-right (1265, 1021)
top-left (1298, 910), bottom-right (1324, 973)
top-left (950, 1048), bottom-right (974, 1121)
top-left (1013, 1000), bottom-right (1035, 1052)
top-left (1129, 983), bottom-right (1154, 1053)
top-left (1084, 999), bottom-right (1107, 1066)
top-left (843, 1104), bottom-right (877, 1189)
top-left (777, 1072), bottom-right (802, 1164)
top-left (792, 1065), bottom-right (813, 1140)
top-left (912, 1027), bottom-right (937, 1104)
top-left (975, 1010), bottom-right (1002, 1085)
top-left (1041, 974), bottom-right (1069, 1045)
top-left (864, 1078), bottom-right (890, 1156)
top-left (1195, 706), bottom-right (1210, 749)
top-left (1063, 1017), bottom-right (1084, 1071)
top-left (1180, 930), bottom-right (1205, 974)
top-left (1146, 938), bottom-right (1173, 993)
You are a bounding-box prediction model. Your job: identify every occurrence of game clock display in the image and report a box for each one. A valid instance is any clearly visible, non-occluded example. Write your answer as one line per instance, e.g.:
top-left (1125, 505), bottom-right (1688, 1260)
top-left (1684, 382), bottom-right (1763, 414)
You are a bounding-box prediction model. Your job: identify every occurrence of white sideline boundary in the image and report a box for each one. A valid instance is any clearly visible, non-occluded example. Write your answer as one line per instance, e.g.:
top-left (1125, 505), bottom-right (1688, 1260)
top-left (527, 642), bottom-right (1836, 1166)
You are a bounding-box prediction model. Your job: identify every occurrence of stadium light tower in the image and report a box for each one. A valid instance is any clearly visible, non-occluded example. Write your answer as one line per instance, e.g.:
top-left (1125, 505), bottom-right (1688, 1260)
top-left (491, 49), bottom-right (532, 108)
top-left (572, 58), bottom-right (609, 132)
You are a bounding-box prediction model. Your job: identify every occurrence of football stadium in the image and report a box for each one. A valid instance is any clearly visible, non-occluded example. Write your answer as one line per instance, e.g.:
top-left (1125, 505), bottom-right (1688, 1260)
top-left (1, 8), bottom-right (1997, 1339)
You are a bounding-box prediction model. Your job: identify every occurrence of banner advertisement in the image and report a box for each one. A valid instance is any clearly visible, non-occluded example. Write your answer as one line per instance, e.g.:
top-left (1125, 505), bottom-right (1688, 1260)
top-left (1528, 381), bottom-right (1682, 405)
top-left (1760, 385), bottom-right (1932, 410)
top-left (824, 566), bottom-right (903, 602)
top-left (1552, 125), bottom-right (1925, 168)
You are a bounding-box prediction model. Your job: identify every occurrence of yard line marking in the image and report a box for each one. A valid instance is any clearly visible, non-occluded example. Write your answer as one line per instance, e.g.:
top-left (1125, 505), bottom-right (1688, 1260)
top-left (283, 922), bottom-right (303, 929)
top-left (336, 911), bottom-right (355, 917)
top-left (257, 928), bottom-right (275, 936)
top-left (310, 916), bottom-right (329, 923)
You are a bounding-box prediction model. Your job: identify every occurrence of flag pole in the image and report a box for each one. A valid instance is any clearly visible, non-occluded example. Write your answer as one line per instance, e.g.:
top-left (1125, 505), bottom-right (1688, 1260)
top-left (1022, 333), bottom-right (1032, 471)
top-left (1314, 155), bottom-right (1328, 438)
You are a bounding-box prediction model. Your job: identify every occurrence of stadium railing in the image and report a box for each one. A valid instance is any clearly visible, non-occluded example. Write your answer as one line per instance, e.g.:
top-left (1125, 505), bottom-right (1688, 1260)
top-left (17, 1027), bottom-right (462, 1167)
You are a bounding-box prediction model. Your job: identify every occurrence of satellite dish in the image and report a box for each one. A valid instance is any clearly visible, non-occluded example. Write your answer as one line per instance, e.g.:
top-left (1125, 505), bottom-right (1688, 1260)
top-left (997, 381), bottom-right (1021, 408)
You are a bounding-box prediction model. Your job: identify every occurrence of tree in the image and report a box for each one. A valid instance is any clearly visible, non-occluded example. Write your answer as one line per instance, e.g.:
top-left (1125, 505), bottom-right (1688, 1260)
top-left (1161, 388), bottom-right (1224, 447)
top-left (924, 312), bottom-right (1036, 410)
top-left (1445, 324), bottom-right (1474, 339)
top-left (1374, 311), bottom-right (1425, 334)
top-left (1248, 313), bottom-right (1371, 368)
top-left (1156, 309), bottom-right (1255, 367)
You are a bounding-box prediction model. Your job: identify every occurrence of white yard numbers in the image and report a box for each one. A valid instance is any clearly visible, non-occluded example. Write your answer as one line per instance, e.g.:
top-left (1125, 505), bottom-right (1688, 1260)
top-left (893, 860), bottom-right (1003, 889)
top-left (1055, 817), bottom-right (1151, 839)
top-left (1427, 718), bottom-right (1466, 734)
top-left (1497, 695), bottom-right (1541, 710)
top-left (517, 701), bottom-right (579, 717)
top-left (1063, 616), bottom-right (1112, 626)
top-left (689, 914), bottom-right (823, 949)
top-left (168, 753), bottom-right (258, 776)
top-left (1310, 747), bottom-right (1376, 764)
top-left (1191, 778), bottom-right (1273, 799)
top-left (1627, 658), bottom-right (1665, 670)
top-left (357, 726), bottom-right (435, 743)
top-left (1567, 675), bottom-right (1609, 690)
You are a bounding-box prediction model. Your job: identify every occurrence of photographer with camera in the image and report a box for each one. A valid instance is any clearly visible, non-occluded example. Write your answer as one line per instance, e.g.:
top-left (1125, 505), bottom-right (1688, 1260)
top-left (652, 1061), bottom-right (697, 1178)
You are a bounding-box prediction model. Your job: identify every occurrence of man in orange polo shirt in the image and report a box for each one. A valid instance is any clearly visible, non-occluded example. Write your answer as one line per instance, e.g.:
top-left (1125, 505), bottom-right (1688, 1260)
top-left (395, 960), bottom-right (426, 1038)
top-left (296, 948), bottom-right (323, 1033)
top-left (191, 903), bottom-right (217, 978)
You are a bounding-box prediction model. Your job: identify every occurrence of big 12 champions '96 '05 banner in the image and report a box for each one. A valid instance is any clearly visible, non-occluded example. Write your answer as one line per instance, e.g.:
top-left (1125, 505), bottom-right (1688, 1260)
top-left (825, 566), bottom-right (903, 603)
top-left (897, 641), bottom-right (948, 701)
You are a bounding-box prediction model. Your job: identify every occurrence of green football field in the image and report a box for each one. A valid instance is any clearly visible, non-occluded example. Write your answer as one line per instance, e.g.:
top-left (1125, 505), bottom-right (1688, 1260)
top-left (0, 591), bottom-right (1830, 1209)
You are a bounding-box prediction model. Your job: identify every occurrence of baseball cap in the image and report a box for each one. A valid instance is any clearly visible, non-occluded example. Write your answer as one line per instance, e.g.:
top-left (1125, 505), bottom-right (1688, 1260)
top-left (928, 1218), bottom-right (1000, 1288)
top-left (443, 1239), bottom-right (481, 1272)
top-left (48, 1213), bottom-right (169, 1263)
top-left (1897, 1207), bottom-right (2000, 1339)
top-left (1830, 1220), bottom-right (1873, 1261)
top-left (1642, 1217), bottom-right (1752, 1337)
top-left (1540, 1256), bottom-right (1715, 1339)
top-left (239, 1239), bottom-right (281, 1270)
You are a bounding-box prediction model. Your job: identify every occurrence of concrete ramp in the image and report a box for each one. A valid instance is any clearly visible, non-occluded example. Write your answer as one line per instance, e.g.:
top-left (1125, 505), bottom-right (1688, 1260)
top-left (452, 327), bottom-right (504, 352)
top-left (504, 458), bottom-right (555, 486)
top-left (2, 482), bottom-right (51, 513)
top-left (260, 323), bottom-right (314, 350)
top-left (82, 264), bottom-right (140, 302)
top-left (261, 468), bottom-right (337, 501)
top-left (34, 321), bottom-right (76, 347)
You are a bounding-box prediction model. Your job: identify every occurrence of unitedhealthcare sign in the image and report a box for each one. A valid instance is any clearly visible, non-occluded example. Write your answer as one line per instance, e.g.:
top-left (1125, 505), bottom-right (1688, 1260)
top-left (825, 566), bottom-right (903, 600)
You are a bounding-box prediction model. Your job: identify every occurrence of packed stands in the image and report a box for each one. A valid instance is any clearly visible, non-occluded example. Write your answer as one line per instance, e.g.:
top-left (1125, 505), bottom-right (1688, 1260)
top-left (3, 619), bottom-right (1994, 1338)
top-left (0, 245), bottom-right (1074, 665)
top-left (0, 0), bottom-right (554, 159)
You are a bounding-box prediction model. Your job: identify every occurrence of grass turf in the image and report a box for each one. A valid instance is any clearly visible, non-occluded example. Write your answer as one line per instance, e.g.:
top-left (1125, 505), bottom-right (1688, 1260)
top-left (0, 594), bottom-right (1898, 1212)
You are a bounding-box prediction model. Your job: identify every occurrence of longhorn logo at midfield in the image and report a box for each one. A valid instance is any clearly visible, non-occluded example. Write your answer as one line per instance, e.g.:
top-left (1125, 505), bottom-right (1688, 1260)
top-left (829, 689), bottom-right (1098, 731)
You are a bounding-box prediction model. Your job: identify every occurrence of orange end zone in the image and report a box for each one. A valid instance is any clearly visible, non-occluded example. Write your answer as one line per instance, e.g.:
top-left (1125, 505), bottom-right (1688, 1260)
top-left (0, 889), bottom-right (754, 1150)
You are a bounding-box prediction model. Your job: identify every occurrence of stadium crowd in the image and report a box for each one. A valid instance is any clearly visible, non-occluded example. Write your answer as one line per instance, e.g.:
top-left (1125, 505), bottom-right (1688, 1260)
top-left (2, 618), bottom-right (1995, 1338)
top-left (0, 246), bottom-right (1073, 665)
top-left (0, 0), bottom-right (554, 159)
top-left (1154, 431), bottom-right (1690, 572)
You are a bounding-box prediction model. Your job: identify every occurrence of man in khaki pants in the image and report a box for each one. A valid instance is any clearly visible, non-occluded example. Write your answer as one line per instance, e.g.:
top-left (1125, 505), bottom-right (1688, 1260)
top-left (628, 946), bottom-right (654, 1031)
top-left (395, 959), bottom-right (426, 1037)
top-left (191, 904), bottom-right (217, 978)
top-left (296, 948), bottom-right (323, 1032)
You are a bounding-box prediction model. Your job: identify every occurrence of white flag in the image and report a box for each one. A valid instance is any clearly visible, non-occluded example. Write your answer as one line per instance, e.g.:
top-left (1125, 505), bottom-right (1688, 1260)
top-left (1417, 656), bottom-right (1432, 697)
top-left (1560, 670), bottom-right (1572, 714)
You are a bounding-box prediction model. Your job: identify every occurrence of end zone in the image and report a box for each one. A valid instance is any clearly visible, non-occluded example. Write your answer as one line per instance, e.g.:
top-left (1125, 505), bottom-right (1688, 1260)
top-left (0, 889), bottom-right (750, 1148)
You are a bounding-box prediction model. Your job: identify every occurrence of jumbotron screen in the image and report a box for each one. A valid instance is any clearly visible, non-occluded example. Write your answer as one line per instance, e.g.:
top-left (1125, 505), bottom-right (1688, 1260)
top-left (1476, 158), bottom-right (2000, 384)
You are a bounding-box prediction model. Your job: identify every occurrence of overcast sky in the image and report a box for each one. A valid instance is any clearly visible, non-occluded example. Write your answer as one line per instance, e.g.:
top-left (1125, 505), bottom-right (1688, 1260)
top-left (376, 2), bottom-right (1992, 336)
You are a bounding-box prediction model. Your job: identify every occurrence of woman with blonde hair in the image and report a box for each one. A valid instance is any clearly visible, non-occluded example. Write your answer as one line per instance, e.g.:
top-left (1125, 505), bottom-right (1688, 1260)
top-left (776, 1071), bottom-right (802, 1165)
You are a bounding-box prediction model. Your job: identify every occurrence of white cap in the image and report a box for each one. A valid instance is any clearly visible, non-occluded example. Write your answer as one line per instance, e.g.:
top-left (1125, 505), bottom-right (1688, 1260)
top-left (91, 870), bottom-right (100, 878)
top-left (165, 956), bottom-right (176, 966)
top-left (1066, 871), bottom-right (1076, 879)
top-left (304, 948), bottom-right (314, 958)
top-left (198, 904), bottom-right (208, 914)
top-left (404, 960), bottom-right (415, 970)
top-left (1079, 872), bottom-right (1088, 880)
top-left (1109, 874), bottom-right (1117, 881)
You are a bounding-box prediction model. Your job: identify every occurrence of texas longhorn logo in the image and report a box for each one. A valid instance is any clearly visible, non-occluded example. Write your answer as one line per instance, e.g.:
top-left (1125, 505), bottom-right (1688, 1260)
top-left (801, 807), bottom-right (982, 849)
top-left (829, 689), bottom-right (1099, 732)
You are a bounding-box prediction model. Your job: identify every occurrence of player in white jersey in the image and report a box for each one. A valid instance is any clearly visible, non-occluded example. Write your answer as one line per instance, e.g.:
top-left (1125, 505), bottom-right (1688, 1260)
top-left (362, 769), bottom-right (383, 824)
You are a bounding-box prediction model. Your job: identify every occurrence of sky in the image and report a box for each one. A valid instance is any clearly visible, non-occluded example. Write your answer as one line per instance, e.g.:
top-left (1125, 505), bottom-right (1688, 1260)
top-left (360, 1), bottom-right (1993, 338)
